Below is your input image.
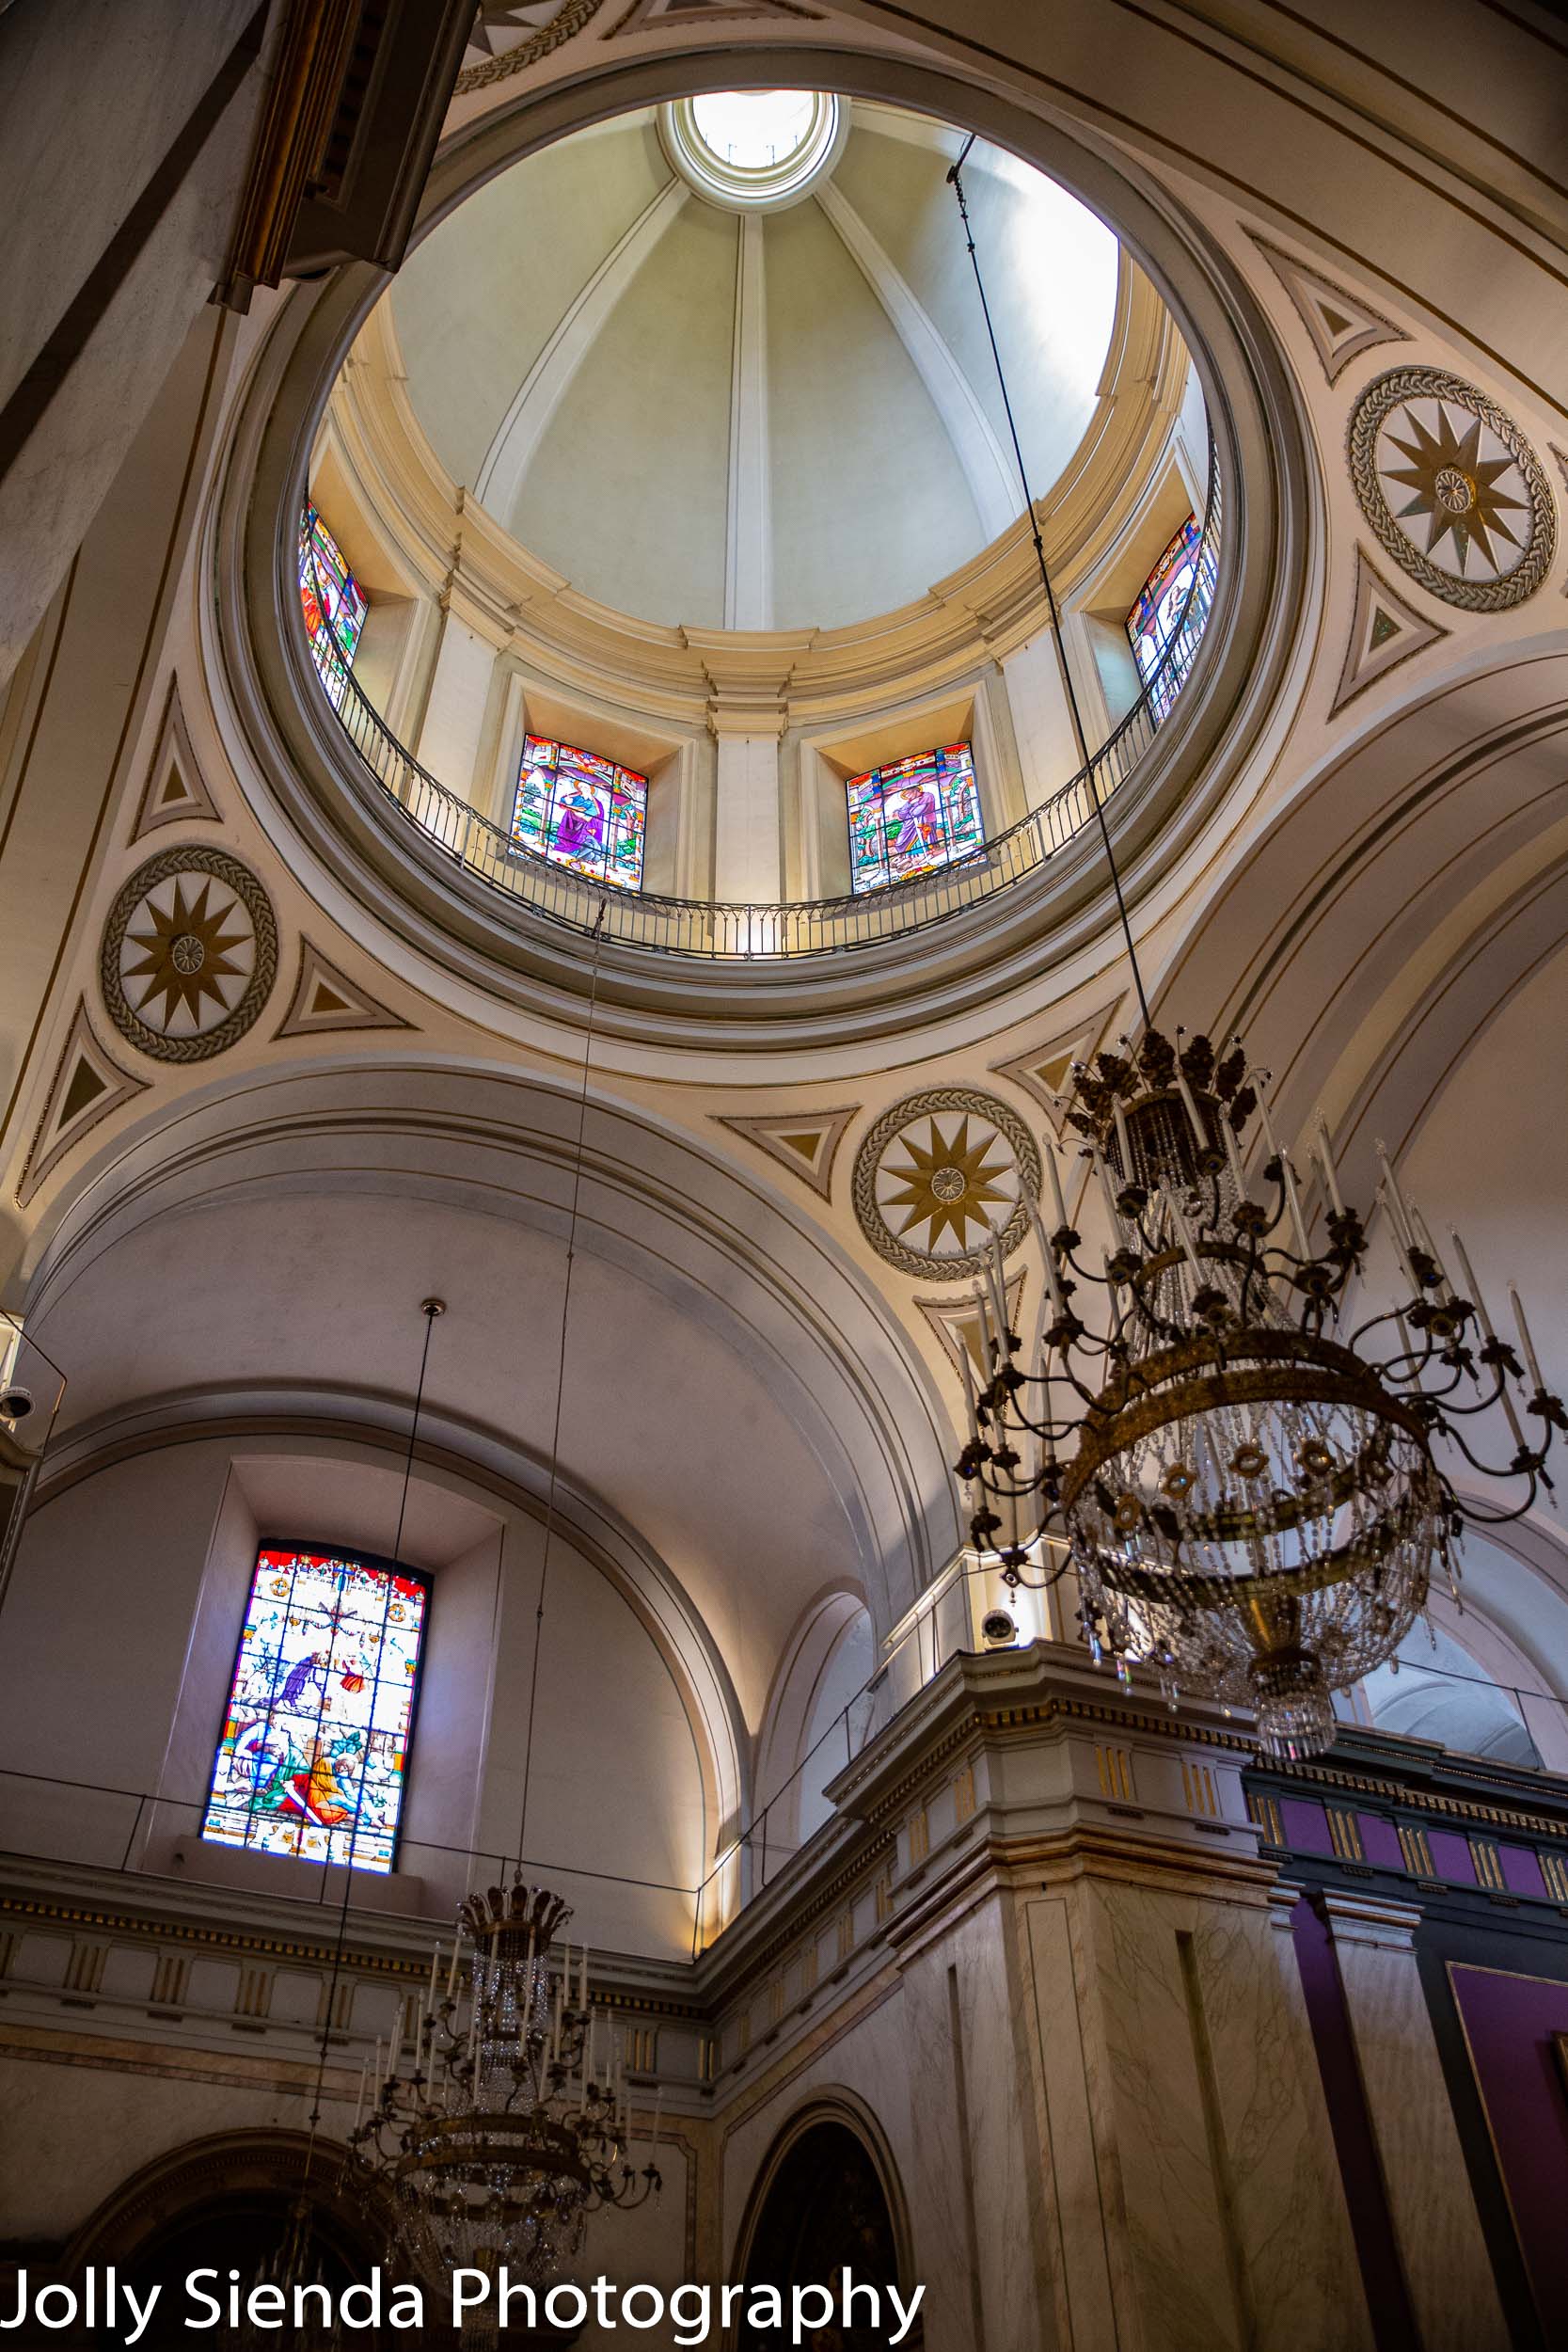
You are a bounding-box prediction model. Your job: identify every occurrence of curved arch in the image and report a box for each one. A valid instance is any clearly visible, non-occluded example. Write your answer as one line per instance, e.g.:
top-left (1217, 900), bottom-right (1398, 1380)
top-left (18, 1056), bottom-right (960, 1674)
top-left (753, 1588), bottom-right (876, 1878)
top-left (1148, 635), bottom-right (1568, 1185)
top-left (63, 2129), bottom-right (384, 2278)
top-left (26, 1411), bottom-right (747, 1898)
top-left (729, 2091), bottom-right (915, 2308)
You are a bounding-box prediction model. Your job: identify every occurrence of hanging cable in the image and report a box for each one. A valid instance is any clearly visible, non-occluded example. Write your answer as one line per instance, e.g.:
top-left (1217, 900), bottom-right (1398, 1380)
top-left (947, 139), bottom-right (1153, 1031)
top-left (283, 1297), bottom-right (443, 2291)
top-left (515, 898), bottom-right (610, 1868)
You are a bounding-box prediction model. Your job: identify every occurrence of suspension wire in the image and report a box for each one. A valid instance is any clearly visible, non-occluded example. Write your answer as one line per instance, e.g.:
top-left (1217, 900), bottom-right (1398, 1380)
top-left (515, 898), bottom-right (611, 1868)
top-left (291, 1297), bottom-right (443, 2265)
top-left (947, 142), bottom-right (1153, 1031)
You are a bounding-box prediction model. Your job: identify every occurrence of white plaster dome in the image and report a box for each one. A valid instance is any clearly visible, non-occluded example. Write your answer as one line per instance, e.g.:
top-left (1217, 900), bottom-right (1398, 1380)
top-left (382, 98), bottom-right (1127, 632)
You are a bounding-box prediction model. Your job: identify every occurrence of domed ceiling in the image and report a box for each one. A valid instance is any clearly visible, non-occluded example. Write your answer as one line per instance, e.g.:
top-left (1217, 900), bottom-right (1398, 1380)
top-left (385, 98), bottom-right (1123, 632)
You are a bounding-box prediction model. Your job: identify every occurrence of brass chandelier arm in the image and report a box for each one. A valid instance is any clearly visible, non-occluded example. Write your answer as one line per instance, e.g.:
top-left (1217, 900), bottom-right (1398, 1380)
top-left (954, 1019), bottom-right (1564, 1755)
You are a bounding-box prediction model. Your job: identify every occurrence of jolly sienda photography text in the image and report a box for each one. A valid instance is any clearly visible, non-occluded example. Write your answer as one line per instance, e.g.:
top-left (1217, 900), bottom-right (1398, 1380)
top-left (1, 2268), bottom-right (926, 2346)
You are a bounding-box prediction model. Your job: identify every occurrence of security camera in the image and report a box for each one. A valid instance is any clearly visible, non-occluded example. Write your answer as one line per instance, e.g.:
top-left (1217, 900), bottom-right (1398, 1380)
top-left (0, 1385), bottom-right (32, 1422)
top-left (981, 1608), bottom-right (1017, 1648)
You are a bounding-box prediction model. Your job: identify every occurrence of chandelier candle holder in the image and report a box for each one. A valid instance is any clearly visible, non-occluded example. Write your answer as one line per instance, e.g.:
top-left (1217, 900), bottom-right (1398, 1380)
top-left (350, 1878), bottom-right (659, 2305)
top-left (956, 1026), bottom-right (1565, 1756)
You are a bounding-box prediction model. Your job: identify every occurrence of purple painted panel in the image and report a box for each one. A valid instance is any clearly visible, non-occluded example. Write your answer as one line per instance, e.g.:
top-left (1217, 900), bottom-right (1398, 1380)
top-left (1499, 1846), bottom-right (1547, 1899)
top-left (1357, 1814), bottom-right (1404, 1870)
top-left (1278, 1795), bottom-right (1335, 1854)
top-left (1449, 1963), bottom-right (1568, 2325)
top-left (1426, 1828), bottom-right (1477, 1884)
top-left (1290, 1899), bottom-right (1418, 2350)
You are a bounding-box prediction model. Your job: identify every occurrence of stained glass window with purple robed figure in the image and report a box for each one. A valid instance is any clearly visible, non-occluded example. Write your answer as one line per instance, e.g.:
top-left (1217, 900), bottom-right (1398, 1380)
top-left (202, 1546), bottom-right (430, 1873)
top-left (1125, 513), bottom-right (1213, 719)
top-left (298, 505), bottom-right (367, 711)
top-left (846, 740), bottom-right (983, 895)
top-left (511, 735), bottom-right (648, 892)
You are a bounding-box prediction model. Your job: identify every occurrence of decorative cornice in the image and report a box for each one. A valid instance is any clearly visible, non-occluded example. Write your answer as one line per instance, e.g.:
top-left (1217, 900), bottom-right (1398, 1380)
top-left (0, 1892), bottom-right (422, 1976)
top-left (1257, 1760), bottom-right (1568, 1845)
top-left (327, 267), bottom-right (1187, 725)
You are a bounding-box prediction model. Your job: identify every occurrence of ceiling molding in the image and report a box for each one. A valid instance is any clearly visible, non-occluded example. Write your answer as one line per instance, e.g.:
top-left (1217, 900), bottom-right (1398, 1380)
top-left (130, 675), bottom-right (223, 842)
top-left (474, 176), bottom-right (690, 518)
top-left (1246, 230), bottom-right (1409, 387)
top-left (813, 176), bottom-right (1016, 541)
top-left (326, 249), bottom-right (1188, 722)
top-left (989, 1003), bottom-right (1122, 1136)
top-left (273, 937), bottom-right (417, 1039)
top-left (713, 1104), bottom-right (859, 1200)
top-left (15, 1001), bottom-right (150, 1211)
top-left (1329, 545), bottom-right (1449, 719)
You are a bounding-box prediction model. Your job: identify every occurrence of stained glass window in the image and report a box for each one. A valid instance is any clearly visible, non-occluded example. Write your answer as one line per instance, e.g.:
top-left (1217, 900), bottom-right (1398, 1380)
top-left (1125, 514), bottom-right (1214, 720)
top-left (511, 735), bottom-right (648, 892)
top-left (846, 740), bottom-right (983, 895)
top-left (298, 505), bottom-right (367, 711)
top-left (202, 1546), bottom-right (430, 1874)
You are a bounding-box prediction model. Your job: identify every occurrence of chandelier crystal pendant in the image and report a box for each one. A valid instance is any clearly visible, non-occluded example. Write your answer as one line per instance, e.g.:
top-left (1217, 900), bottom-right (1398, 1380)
top-left (956, 1026), bottom-right (1566, 1756)
top-left (351, 1880), bottom-right (659, 2300)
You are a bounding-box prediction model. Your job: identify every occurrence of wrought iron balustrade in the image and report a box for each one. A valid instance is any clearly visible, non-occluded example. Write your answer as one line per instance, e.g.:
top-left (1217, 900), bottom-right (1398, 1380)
top-left (305, 457), bottom-right (1221, 960)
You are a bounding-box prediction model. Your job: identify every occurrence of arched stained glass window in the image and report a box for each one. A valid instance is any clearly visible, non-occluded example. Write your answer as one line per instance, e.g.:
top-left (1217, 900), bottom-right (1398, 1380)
top-left (511, 735), bottom-right (648, 892)
top-left (298, 505), bottom-right (367, 710)
top-left (1125, 513), bottom-right (1213, 720)
top-left (202, 1546), bottom-right (430, 1873)
top-left (847, 740), bottom-right (982, 895)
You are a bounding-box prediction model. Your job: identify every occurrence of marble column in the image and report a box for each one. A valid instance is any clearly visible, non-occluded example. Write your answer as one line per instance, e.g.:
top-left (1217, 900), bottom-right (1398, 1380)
top-left (1019, 1855), bottom-right (1371, 2352)
top-left (1321, 1891), bottom-right (1510, 2351)
top-left (898, 1883), bottom-right (1067, 2352)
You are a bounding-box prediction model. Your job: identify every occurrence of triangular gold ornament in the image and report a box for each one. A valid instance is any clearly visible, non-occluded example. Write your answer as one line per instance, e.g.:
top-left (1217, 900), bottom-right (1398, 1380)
top-left (990, 1005), bottom-right (1121, 1136)
top-left (1330, 546), bottom-right (1449, 717)
top-left (605, 0), bottom-right (819, 29)
top-left (1247, 233), bottom-right (1408, 385)
top-left (130, 677), bottom-right (222, 841)
top-left (17, 1000), bottom-right (149, 1207)
top-left (915, 1270), bottom-right (1028, 1380)
top-left (714, 1105), bottom-right (859, 1201)
top-left (273, 939), bottom-right (416, 1039)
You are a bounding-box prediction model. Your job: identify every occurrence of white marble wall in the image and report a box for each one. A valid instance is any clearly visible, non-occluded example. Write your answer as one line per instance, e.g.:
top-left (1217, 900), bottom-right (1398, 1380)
top-left (1020, 1867), bottom-right (1370, 2352)
top-left (1323, 1892), bottom-right (1510, 2352)
top-left (901, 1890), bottom-right (1066, 2351)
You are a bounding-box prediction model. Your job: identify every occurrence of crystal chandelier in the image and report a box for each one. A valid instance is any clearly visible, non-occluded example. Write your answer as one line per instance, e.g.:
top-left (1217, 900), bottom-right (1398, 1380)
top-left (957, 1025), bottom-right (1566, 1756)
top-left (350, 1879), bottom-right (659, 2303)
top-left (940, 164), bottom-right (1563, 1758)
top-left (347, 908), bottom-right (661, 2313)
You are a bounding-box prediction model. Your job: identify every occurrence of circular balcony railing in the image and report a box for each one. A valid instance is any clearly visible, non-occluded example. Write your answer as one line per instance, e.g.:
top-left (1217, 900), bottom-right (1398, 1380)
top-left (307, 459), bottom-right (1221, 961)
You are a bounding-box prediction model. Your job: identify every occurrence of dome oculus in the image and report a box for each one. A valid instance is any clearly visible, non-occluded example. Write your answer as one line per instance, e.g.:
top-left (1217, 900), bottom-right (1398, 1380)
top-left (661, 89), bottom-right (845, 212)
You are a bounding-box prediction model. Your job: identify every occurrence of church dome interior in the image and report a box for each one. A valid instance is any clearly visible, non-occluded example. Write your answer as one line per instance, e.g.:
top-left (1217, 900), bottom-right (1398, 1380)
top-left (2, 5), bottom-right (1567, 2345)
top-left (381, 99), bottom-right (1125, 631)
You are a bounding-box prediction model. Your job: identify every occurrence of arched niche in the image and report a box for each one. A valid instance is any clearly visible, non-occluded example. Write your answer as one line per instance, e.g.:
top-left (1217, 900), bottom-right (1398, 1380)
top-left (0, 1426), bottom-right (729, 1956)
top-left (732, 2098), bottom-right (913, 2350)
top-left (18, 1055), bottom-right (960, 1688)
top-left (64, 2130), bottom-right (384, 2294)
top-left (753, 1591), bottom-right (877, 1883)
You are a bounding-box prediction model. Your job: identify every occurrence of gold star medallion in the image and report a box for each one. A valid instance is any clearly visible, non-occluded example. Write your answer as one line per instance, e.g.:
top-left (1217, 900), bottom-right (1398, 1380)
top-left (1377, 401), bottom-right (1527, 578)
top-left (1350, 369), bottom-right (1553, 612)
top-left (102, 848), bottom-right (277, 1061)
top-left (880, 1115), bottom-right (1014, 1254)
top-left (853, 1088), bottom-right (1038, 1276)
top-left (123, 877), bottom-right (252, 1032)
